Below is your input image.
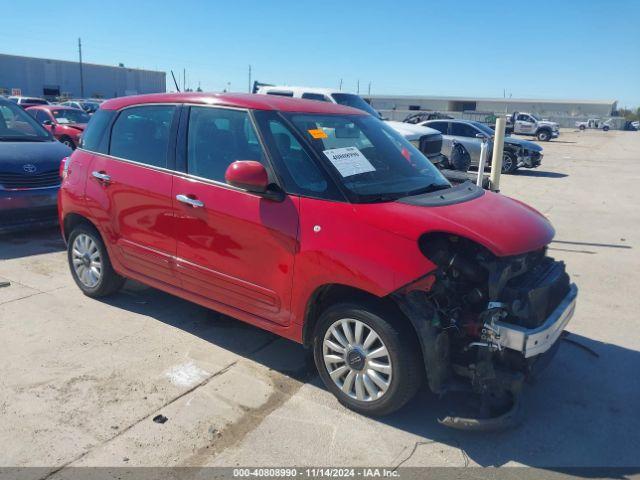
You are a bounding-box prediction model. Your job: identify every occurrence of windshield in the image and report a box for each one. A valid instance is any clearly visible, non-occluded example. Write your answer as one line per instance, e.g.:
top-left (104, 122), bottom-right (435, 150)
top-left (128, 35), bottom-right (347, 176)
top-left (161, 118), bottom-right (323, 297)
top-left (330, 93), bottom-right (381, 118)
top-left (470, 121), bottom-right (495, 136)
top-left (0, 102), bottom-right (51, 141)
top-left (530, 114), bottom-right (542, 121)
top-left (283, 113), bottom-right (450, 202)
top-left (52, 108), bottom-right (90, 124)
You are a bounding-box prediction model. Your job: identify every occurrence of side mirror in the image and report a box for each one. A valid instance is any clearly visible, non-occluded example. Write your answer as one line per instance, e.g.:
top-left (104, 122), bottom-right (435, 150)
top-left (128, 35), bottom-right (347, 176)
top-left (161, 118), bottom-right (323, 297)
top-left (43, 119), bottom-right (54, 127)
top-left (225, 161), bottom-right (269, 193)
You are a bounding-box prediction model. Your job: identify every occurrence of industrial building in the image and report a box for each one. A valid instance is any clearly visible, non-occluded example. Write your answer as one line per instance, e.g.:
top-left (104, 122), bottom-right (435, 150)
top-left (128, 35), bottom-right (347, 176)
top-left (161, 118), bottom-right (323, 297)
top-left (363, 94), bottom-right (618, 127)
top-left (0, 53), bottom-right (166, 100)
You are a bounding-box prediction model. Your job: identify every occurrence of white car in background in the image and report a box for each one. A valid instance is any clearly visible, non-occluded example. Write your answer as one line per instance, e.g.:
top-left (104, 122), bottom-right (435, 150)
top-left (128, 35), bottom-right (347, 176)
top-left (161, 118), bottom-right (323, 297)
top-left (256, 86), bottom-right (446, 164)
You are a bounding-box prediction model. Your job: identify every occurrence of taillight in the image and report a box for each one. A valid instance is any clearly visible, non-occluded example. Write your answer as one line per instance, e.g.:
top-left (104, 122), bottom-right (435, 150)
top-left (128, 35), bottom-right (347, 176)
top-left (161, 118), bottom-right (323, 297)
top-left (60, 156), bottom-right (71, 180)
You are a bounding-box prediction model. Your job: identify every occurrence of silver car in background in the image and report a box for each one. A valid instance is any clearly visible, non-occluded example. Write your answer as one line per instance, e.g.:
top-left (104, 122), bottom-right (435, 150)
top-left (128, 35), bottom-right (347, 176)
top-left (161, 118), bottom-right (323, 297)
top-left (420, 119), bottom-right (544, 174)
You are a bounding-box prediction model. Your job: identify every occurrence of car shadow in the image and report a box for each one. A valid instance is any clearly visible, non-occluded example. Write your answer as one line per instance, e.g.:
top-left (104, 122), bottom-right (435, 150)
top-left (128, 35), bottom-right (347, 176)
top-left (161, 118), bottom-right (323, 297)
top-left (516, 170), bottom-right (568, 178)
top-left (0, 227), bottom-right (65, 260)
top-left (99, 283), bottom-right (640, 471)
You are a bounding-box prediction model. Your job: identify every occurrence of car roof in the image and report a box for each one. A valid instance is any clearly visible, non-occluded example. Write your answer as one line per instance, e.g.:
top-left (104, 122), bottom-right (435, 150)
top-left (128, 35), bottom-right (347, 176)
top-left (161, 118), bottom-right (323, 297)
top-left (100, 92), bottom-right (366, 115)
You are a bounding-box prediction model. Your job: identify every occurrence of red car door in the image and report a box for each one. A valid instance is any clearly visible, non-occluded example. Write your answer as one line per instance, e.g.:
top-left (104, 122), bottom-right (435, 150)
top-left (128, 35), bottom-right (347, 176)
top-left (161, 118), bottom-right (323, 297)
top-left (85, 104), bottom-right (180, 287)
top-left (172, 106), bottom-right (298, 326)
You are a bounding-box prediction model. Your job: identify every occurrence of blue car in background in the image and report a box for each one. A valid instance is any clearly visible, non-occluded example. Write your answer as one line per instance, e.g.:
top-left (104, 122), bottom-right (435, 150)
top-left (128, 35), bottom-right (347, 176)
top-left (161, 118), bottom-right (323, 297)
top-left (0, 97), bottom-right (72, 234)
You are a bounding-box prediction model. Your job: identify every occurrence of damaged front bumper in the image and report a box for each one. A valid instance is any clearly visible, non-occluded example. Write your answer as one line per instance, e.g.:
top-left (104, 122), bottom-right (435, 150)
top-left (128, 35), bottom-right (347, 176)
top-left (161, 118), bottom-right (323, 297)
top-left (489, 284), bottom-right (578, 358)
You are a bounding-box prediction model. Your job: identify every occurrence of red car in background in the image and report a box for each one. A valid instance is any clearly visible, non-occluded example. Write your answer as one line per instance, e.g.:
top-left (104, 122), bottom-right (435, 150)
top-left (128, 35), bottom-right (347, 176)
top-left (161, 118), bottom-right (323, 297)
top-left (26, 105), bottom-right (90, 149)
top-left (58, 92), bottom-right (577, 419)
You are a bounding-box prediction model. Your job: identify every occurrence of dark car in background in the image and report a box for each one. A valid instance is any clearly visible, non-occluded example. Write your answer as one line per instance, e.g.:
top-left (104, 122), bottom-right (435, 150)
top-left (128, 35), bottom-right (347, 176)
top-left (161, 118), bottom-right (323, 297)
top-left (0, 97), bottom-right (72, 233)
top-left (27, 105), bottom-right (90, 149)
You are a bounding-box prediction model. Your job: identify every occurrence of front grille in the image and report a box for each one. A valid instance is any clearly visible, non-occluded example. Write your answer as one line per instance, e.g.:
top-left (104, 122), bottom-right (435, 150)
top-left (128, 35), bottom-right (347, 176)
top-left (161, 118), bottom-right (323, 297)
top-left (419, 133), bottom-right (443, 156)
top-left (0, 170), bottom-right (60, 190)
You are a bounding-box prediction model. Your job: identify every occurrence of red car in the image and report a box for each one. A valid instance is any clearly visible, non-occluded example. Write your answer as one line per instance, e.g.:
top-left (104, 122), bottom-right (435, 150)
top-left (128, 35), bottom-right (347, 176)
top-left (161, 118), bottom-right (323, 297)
top-left (26, 105), bottom-right (90, 150)
top-left (58, 93), bottom-right (577, 417)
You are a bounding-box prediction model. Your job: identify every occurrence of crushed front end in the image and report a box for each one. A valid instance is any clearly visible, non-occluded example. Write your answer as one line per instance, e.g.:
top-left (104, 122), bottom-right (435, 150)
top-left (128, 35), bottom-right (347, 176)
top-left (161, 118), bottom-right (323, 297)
top-left (392, 234), bottom-right (577, 429)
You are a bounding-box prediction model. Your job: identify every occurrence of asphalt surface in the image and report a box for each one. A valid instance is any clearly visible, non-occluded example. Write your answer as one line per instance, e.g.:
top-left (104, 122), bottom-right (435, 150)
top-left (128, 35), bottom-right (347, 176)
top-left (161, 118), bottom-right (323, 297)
top-left (1, 129), bottom-right (639, 475)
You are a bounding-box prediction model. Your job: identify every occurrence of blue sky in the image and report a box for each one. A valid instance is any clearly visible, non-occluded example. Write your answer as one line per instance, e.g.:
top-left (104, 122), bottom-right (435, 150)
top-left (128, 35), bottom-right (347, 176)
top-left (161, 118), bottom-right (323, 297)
top-left (2, 0), bottom-right (638, 107)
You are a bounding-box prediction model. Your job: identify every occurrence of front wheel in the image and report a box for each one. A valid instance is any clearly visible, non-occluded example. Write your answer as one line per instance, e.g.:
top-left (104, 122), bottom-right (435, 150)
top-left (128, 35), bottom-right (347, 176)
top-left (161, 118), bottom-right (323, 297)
top-left (603, 126), bottom-right (610, 131)
top-left (579, 125), bottom-right (586, 131)
top-left (313, 302), bottom-right (423, 416)
top-left (501, 151), bottom-right (518, 174)
top-left (68, 224), bottom-right (125, 297)
top-left (536, 130), bottom-right (551, 141)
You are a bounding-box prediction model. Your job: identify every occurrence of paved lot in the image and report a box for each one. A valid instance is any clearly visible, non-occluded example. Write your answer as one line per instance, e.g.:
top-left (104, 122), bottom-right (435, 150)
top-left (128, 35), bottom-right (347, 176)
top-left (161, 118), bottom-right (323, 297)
top-left (1, 129), bottom-right (639, 473)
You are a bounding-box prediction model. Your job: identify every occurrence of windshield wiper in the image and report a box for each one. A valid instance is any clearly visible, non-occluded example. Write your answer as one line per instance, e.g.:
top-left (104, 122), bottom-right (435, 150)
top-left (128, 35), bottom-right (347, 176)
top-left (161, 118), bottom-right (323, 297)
top-left (403, 183), bottom-right (451, 197)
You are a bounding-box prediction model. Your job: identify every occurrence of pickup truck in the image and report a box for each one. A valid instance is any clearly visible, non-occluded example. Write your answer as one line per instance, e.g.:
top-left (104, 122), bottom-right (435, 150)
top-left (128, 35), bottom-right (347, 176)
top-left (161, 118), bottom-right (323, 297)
top-left (575, 118), bottom-right (612, 131)
top-left (506, 112), bottom-right (559, 141)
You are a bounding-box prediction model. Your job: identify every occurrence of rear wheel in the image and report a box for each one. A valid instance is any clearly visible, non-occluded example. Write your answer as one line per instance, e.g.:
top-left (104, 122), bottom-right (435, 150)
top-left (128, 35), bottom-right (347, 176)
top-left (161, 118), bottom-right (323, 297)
top-left (579, 125), bottom-right (586, 131)
top-left (67, 224), bottom-right (125, 297)
top-left (603, 125), bottom-right (610, 131)
top-left (313, 302), bottom-right (423, 416)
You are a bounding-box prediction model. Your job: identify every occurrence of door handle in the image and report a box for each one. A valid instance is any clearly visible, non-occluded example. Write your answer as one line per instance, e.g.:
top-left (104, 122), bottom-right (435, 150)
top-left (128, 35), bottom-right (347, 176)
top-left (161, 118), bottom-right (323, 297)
top-left (92, 171), bottom-right (111, 183)
top-left (176, 194), bottom-right (204, 208)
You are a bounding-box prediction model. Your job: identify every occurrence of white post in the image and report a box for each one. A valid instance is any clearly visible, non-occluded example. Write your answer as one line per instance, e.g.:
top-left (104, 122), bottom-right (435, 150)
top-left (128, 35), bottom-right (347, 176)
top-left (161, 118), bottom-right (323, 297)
top-left (489, 116), bottom-right (507, 192)
top-left (476, 139), bottom-right (488, 187)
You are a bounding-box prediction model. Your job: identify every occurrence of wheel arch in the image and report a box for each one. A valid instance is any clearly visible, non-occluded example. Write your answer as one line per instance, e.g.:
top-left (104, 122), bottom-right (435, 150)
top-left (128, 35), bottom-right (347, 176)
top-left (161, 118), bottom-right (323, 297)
top-left (62, 212), bottom-right (98, 243)
top-left (302, 283), bottom-right (419, 348)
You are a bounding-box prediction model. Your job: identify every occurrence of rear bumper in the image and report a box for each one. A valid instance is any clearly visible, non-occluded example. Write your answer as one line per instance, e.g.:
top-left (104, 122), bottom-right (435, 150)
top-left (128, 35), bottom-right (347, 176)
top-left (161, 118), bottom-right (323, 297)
top-left (0, 187), bottom-right (59, 234)
top-left (493, 284), bottom-right (578, 358)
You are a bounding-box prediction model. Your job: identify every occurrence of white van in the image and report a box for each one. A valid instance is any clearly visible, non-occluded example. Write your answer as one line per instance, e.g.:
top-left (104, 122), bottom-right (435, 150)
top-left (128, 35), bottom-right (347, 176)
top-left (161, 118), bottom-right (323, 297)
top-left (257, 86), bottom-right (445, 163)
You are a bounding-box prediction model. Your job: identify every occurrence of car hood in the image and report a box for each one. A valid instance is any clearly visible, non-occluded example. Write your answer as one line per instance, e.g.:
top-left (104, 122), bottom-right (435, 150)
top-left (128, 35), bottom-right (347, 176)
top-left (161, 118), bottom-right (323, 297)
top-left (504, 136), bottom-right (543, 152)
top-left (355, 187), bottom-right (554, 257)
top-left (66, 123), bottom-right (87, 131)
top-left (385, 120), bottom-right (440, 140)
top-left (0, 140), bottom-right (72, 173)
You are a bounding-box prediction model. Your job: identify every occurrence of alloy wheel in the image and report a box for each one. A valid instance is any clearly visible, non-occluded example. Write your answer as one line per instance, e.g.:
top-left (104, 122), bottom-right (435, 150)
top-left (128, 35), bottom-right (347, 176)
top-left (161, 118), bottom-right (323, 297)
top-left (71, 233), bottom-right (102, 288)
top-left (322, 318), bottom-right (393, 402)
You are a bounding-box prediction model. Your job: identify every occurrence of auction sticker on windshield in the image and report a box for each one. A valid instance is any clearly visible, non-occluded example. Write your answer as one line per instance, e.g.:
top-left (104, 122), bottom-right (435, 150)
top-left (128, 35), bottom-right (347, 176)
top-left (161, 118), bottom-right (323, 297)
top-left (323, 147), bottom-right (375, 177)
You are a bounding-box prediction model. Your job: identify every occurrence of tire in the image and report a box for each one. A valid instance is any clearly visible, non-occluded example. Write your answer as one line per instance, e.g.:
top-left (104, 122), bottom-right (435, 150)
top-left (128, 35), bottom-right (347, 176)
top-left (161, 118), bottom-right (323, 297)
top-left (603, 126), bottom-right (610, 132)
top-left (536, 130), bottom-right (551, 141)
top-left (60, 136), bottom-right (76, 149)
top-left (67, 223), bottom-right (125, 297)
top-left (579, 125), bottom-right (586, 131)
top-left (501, 151), bottom-right (518, 174)
top-left (449, 143), bottom-right (471, 171)
top-left (313, 301), bottom-right (423, 416)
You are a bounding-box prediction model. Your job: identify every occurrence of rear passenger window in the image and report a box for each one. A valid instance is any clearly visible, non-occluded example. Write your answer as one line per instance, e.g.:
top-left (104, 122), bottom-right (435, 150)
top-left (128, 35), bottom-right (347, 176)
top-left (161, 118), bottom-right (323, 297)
top-left (187, 107), bottom-right (265, 183)
top-left (110, 105), bottom-right (175, 167)
top-left (427, 121), bottom-right (448, 134)
top-left (81, 109), bottom-right (115, 153)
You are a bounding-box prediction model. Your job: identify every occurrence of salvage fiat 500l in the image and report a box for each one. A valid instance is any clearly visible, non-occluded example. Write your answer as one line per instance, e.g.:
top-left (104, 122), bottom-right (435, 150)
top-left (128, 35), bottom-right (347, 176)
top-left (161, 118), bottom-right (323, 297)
top-left (59, 93), bottom-right (577, 419)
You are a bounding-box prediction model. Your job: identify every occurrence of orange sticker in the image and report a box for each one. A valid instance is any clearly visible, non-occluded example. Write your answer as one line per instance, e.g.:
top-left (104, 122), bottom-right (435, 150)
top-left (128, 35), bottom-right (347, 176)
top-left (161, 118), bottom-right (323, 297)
top-left (308, 128), bottom-right (328, 139)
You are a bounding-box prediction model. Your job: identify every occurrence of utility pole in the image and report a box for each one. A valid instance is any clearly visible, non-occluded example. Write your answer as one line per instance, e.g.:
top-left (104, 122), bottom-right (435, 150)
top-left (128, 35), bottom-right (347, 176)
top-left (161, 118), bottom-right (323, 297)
top-left (356, 79), bottom-right (360, 94)
top-left (248, 65), bottom-right (252, 93)
top-left (183, 69), bottom-right (186, 92)
top-left (368, 81), bottom-right (371, 96)
top-left (78, 38), bottom-right (85, 98)
top-left (339, 78), bottom-right (343, 91)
